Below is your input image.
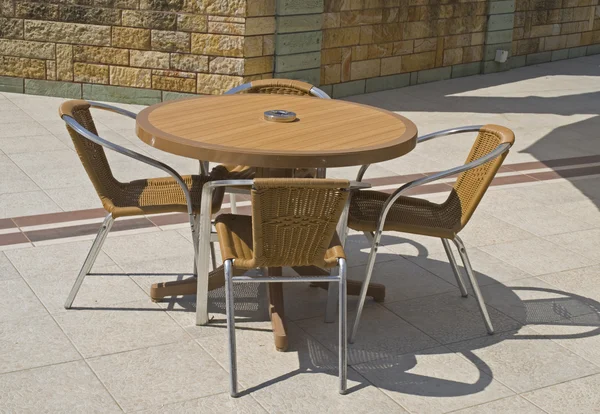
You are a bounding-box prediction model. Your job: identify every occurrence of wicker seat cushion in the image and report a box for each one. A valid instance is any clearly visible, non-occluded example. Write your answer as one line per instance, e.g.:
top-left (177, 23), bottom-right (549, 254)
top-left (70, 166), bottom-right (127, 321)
top-left (348, 190), bottom-right (462, 239)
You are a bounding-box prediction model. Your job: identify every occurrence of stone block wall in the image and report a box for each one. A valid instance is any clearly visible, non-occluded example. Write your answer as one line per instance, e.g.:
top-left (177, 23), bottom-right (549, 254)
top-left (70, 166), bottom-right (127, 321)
top-left (0, 0), bottom-right (275, 102)
top-left (512, 0), bottom-right (600, 65)
top-left (319, 0), bottom-right (488, 98)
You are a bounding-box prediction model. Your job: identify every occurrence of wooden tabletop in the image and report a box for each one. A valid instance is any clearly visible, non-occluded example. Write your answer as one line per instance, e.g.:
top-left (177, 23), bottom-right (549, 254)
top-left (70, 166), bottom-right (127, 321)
top-left (136, 94), bottom-right (417, 168)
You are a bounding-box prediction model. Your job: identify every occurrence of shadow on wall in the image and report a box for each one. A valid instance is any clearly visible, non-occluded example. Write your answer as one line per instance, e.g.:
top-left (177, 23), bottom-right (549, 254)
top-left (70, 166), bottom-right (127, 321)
top-left (346, 55), bottom-right (600, 212)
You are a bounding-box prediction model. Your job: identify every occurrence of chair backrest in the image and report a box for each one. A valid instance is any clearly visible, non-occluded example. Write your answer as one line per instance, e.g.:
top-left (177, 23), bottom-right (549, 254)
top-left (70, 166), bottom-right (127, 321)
top-left (444, 124), bottom-right (515, 229)
top-left (227, 79), bottom-right (330, 98)
top-left (251, 178), bottom-right (349, 268)
top-left (59, 100), bottom-right (121, 211)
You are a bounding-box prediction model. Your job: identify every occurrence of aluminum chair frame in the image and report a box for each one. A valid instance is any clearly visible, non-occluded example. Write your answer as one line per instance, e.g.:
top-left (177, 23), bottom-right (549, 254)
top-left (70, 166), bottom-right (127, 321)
top-left (61, 102), bottom-right (210, 309)
top-left (349, 125), bottom-right (513, 343)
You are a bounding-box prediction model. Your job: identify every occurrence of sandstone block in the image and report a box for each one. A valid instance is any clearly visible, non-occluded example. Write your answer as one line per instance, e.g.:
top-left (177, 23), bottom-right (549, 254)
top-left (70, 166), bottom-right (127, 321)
top-left (263, 34), bottom-right (274, 55)
top-left (0, 39), bottom-right (55, 59)
top-left (152, 74), bottom-right (196, 92)
top-left (360, 25), bottom-right (373, 44)
top-left (140, 0), bottom-right (186, 12)
top-left (323, 27), bottom-right (359, 48)
top-left (0, 55), bottom-right (46, 78)
top-left (59, 5), bottom-right (121, 25)
top-left (73, 46), bottom-right (129, 65)
top-left (200, 0), bottom-right (246, 16)
top-left (413, 38), bottom-right (437, 53)
top-left (208, 18), bottom-right (245, 35)
top-left (245, 55), bottom-right (274, 74)
top-left (123, 10), bottom-right (177, 30)
top-left (443, 48), bottom-right (463, 66)
top-left (393, 40), bottom-right (413, 55)
top-left (368, 43), bottom-right (393, 58)
top-left (0, 18), bottom-right (24, 39)
top-left (191, 33), bottom-right (243, 56)
top-left (74, 62), bottom-right (109, 84)
top-left (0, 0), bottom-right (14, 17)
top-left (209, 56), bottom-right (244, 75)
top-left (321, 48), bottom-right (342, 64)
top-left (322, 13), bottom-right (340, 29)
top-left (245, 16), bottom-right (275, 35)
top-left (56, 44), bottom-right (73, 81)
top-left (463, 45), bottom-right (483, 63)
top-left (321, 63), bottom-right (341, 84)
top-left (197, 73), bottom-right (243, 94)
top-left (340, 9), bottom-right (382, 26)
top-left (177, 14), bottom-right (208, 32)
top-left (170, 53), bottom-right (209, 72)
top-left (112, 27), bottom-right (151, 49)
top-left (350, 58), bottom-right (380, 80)
top-left (352, 45), bottom-right (369, 61)
top-left (110, 66), bottom-right (152, 88)
top-left (381, 55), bottom-right (402, 75)
top-left (247, 0), bottom-right (276, 16)
top-left (243, 35), bottom-right (263, 57)
top-left (25, 20), bottom-right (110, 46)
top-left (151, 30), bottom-right (190, 52)
top-left (46, 61), bottom-right (56, 80)
top-left (130, 50), bottom-right (170, 69)
top-left (372, 23), bottom-right (403, 43)
top-left (15, 2), bottom-right (59, 20)
top-left (401, 51), bottom-right (436, 72)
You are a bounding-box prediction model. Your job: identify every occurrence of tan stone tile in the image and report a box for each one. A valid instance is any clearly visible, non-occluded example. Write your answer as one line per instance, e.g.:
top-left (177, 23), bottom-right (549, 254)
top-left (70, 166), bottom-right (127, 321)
top-left (453, 396), bottom-right (545, 413)
top-left (523, 373), bottom-right (600, 413)
top-left (137, 392), bottom-right (267, 414)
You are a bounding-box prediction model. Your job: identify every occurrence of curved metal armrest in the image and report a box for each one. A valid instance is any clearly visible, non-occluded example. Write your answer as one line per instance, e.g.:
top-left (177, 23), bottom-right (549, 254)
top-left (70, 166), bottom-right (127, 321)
top-left (224, 82), bottom-right (331, 99)
top-left (374, 141), bottom-right (511, 236)
top-left (62, 115), bottom-right (195, 217)
top-left (88, 101), bottom-right (138, 120)
top-left (355, 125), bottom-right (486, 182)
top-left (309, 86), bottom-right (331, 99)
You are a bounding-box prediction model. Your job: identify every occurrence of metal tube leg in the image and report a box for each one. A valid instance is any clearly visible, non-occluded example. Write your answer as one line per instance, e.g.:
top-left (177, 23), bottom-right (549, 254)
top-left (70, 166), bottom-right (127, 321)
top-left (192, 214), bottom-right (199, 277)
top-left (209, 241), bottom-right (217, 271)
top-left (338, 258), bottom-right (348, 395)
top-left (325, 191), bottom-right (350, 323)
top-left (441, 238), bottom-right (468, 298)
top-left (230, 193), bottom-right (238, 214)
top-left (64, 214), bottom-right (114, 309)
top-left (453, 236), bottom-right (494, 335)
top-left (349, 231), bottom-right (381, 344)
top-left (224, 260), bottom-right (239, 397)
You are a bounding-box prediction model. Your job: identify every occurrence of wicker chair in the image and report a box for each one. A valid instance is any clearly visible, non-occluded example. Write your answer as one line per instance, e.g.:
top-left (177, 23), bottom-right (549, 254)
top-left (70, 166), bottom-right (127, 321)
top-left (212, 178), bottom-right (350, 397)
top-left (217, 79), bottom-right (331, 212)
top-left (59, 100), bottom-right (225, 309)
top-left (347, 125), bottom-right (515, 343)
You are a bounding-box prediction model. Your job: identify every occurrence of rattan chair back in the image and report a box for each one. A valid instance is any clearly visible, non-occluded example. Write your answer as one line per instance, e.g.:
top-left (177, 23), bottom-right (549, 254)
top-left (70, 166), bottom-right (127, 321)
top-left (59, 100), bottom-right (121, 212)
top-left (251, 178), bottom-right (349, 268)
top-left (240, 79), bottom-right (317, 96)
top-left (444, 125), bottom-right (515, 229)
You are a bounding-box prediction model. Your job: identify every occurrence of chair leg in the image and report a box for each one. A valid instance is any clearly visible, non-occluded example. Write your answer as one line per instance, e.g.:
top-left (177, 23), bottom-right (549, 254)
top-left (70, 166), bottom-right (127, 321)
top-left (441, 238), bottom-right (468, 298)
top-left (224, 259), bottom-right (239, 397)
top-left (349, 231), bottom-right (381, 344)
top-left (64, 213), bottom-right (114, 309)
top-left (230, 193), bottom-right (238, 214)
top-left (192, 213), bottom-right (199, 277)
top-left (338, 258), bottom-right (348, 395)
top-left (453, 236), bottom-right (494, 335)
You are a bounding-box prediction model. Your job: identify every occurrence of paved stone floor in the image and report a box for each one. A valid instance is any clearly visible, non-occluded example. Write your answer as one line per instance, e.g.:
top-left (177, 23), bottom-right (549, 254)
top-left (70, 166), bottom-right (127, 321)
top-left (0, 56), bottom-right (599, 413)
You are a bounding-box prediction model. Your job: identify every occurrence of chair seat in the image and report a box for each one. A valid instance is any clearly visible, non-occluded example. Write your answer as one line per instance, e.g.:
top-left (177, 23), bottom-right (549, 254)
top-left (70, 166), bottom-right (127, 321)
top-left (215, 214), bottom-right (345, 269)
top-left (347, 190), bottom-right (461, 239)
top-left (106, 174), bottom-right (223, 218)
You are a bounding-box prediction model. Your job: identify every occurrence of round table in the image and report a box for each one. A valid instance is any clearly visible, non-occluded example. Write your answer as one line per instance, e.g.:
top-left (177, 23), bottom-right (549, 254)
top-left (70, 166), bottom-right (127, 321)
top-left (136, 94), bottom-right (417, 350)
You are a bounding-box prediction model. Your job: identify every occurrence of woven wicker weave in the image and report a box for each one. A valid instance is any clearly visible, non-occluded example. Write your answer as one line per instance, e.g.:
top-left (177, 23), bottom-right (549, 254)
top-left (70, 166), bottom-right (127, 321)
top-left (215, 179), bottom-right (349, 269)
top-left (348, 125), bottom-right (515, 239)
top-left (62, 101), bottom-right (225, 218)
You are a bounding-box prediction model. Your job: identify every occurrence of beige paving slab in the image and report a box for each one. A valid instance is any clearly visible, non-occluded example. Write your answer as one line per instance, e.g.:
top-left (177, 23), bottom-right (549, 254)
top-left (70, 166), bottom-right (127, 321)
top-left (479, 238), bottom-right (595, 276)
top-left (0, 154), bottom-right (40, 195)
top-left (348, 255), bottom-right (458, 304)
top-left (538, 265), bottom-right (600, 308)
top-left (6, 239), bottom-right (116, 279)
top-left (403, 245), bottom-right (531, 288)
top-left (0, 251), bottom-right (21, 281)
top-left (54, 300), bottom-right (189, 358)
top-left (88, 340), bottom-right (229, 412)
top-left (0, 190), bottom-right (62, 218)
top-left (137, 392), bottom-right (267, 414)
top-left (459, 212), bottom-right (537, 247)
top-left (197, 321), bottom-right (405, 413)
top-left (386, 291), bottom-right (520, 344)
top-left (522, 373), bottom-right (600, 414)
top-left (0, 121), bottom-right (50, 138)
top-left (0, 278), bottom-right (47, 323)
top-left (0, 314), bottom-right (80, 374)
top-left (297, 303), bottom-right (439, 365)
top-left (354, 347), bottom-right (514, 414)
top-left (543, 229), bottom-right (600, 263)
top-left (481, 277), bottom-right (596, 325)
top-left (451, 395), bottom-right (546, 413)
top-left (0, 134), bottom-right (68, 155)
top-left (492, 207), bottom-right (597, 238)
top-left (549, 199), bottom-right (600, 226)
top-left (45, 184), bottom-right (104, 212)
top-left (0, 360), bottom-right (122, 413)
top-left (448, 327), bottom-right (600, 393)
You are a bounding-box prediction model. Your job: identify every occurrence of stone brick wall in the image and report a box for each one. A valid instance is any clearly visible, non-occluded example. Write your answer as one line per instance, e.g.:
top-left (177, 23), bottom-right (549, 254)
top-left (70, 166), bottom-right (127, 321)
top-left (319, 0), bottom-right (488, 97)
top-left (0, 0), bottom-right (275, 102)
top-left (512, 0), bottom-right (600, 64)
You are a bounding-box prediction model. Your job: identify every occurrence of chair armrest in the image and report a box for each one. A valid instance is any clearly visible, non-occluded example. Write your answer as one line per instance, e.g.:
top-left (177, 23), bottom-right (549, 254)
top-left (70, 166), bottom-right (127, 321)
top-left (89, 101), bottom-right (138, 120)
top-left (417, 125), bottom-right (483, 143)
top-left (62, 114), bottom-right (195, 217)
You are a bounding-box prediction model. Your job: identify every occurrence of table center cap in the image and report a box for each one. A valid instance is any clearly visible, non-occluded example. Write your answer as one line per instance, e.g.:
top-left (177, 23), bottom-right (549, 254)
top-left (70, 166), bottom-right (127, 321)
top-left (264, 110), bottom-right (297, 123)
